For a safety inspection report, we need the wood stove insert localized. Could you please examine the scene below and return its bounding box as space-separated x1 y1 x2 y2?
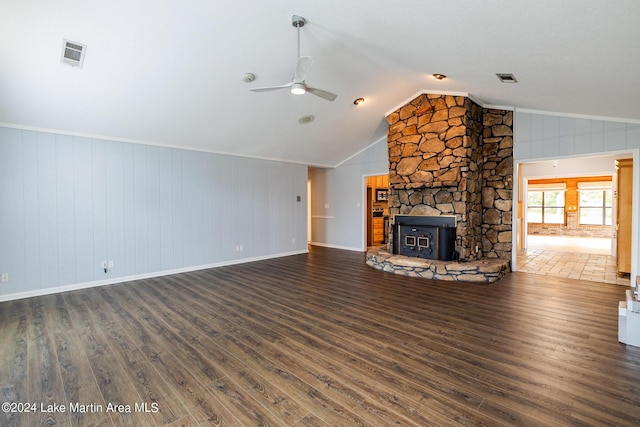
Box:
393 215 456 261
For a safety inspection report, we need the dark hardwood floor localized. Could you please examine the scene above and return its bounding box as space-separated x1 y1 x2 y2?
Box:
1 246 640 426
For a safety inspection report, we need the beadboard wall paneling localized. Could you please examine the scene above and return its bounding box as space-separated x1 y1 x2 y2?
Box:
0 127 308 300
514 112 640 161
0 129 26 291
74 137 94 284
22 131 39 292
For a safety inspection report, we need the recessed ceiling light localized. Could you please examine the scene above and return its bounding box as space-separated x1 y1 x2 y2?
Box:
432 73 447 80
496 73 518 83
353 97 364 106
298 114 315 124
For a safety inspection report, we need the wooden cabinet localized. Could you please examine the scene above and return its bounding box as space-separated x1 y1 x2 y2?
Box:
372 217 385 244
366 175 389 246
616 159 633 275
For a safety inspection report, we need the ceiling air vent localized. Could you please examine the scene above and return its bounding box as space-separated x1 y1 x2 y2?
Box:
61 39 86 68
496 73 517 83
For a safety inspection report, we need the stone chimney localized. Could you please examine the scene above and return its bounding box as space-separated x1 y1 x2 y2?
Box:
386 93 513 261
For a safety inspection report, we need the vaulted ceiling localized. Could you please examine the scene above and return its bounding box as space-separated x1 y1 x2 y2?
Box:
1 1 639 166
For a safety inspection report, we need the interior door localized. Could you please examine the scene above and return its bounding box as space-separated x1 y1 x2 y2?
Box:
616 159 633 275
366 186 373 246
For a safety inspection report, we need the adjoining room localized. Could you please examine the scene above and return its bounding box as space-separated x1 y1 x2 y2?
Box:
516 155 633 286
3 2 640 426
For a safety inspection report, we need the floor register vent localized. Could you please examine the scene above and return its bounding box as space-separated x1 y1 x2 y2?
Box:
61 39 86 68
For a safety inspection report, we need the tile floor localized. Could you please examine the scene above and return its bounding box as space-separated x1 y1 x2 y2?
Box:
517 235 630 286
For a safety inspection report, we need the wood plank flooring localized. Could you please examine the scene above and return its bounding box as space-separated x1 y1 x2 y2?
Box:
1 246 640 426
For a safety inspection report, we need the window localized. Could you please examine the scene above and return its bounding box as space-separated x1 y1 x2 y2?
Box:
578 181 613 225
527 183 566 224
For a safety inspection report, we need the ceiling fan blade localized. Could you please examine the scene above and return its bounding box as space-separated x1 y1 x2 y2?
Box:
294 56 315 82
306 86 337 101
249 82 293 92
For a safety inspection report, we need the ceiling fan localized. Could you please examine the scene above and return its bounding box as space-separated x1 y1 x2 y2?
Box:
249 15 337 102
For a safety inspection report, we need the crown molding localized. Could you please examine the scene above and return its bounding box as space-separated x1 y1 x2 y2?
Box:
514 108 640 125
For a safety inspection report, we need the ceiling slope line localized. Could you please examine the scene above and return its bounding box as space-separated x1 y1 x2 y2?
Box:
0 121 336 168
332 134 388 169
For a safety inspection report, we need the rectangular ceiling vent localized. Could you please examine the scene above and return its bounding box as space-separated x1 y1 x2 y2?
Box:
496 73 518 83
61 39 86 68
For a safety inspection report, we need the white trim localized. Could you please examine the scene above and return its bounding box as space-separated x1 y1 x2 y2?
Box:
511 162 519 270
528 183 567 191
333 135 387 168
308 241 363 252
385 90 471 117
0 250 308 302
577 181 613 190
514 108 640 125
0 122 335 168
311 215 335 219
484 104 515 111
466 94 487 109
514 149 635 164
383 90 504 118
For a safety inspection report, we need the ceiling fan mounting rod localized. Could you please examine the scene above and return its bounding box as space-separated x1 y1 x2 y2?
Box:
292 15 305 59
292 15 306 28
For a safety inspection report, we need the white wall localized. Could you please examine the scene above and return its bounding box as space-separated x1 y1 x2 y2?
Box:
514 111 640 279
520 155 619 179
309 138 388 251
0 127 308 301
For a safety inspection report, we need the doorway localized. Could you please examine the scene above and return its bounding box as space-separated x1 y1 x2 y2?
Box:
515 154 636 285
365 175 389 248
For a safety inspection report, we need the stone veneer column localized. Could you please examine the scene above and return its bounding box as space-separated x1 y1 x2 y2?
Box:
481 109 513 259
386 94 513 262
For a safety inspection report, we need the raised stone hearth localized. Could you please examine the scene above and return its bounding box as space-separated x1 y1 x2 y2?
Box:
366 247 510 283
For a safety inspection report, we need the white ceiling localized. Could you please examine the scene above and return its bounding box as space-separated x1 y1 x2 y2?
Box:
1 0 639 167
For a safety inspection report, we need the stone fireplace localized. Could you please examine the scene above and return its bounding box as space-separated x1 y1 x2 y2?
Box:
366 93 513 282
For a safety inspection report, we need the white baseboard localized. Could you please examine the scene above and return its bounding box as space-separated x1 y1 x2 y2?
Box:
0 249 308 302
309 241 363 252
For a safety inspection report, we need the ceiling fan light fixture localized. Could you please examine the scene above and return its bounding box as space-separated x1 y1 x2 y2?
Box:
291 83 306 95
248 16 336 101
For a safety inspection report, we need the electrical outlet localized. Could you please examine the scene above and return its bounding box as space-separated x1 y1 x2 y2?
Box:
1 273 8 283
108 260 114 268
101 260 108 269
